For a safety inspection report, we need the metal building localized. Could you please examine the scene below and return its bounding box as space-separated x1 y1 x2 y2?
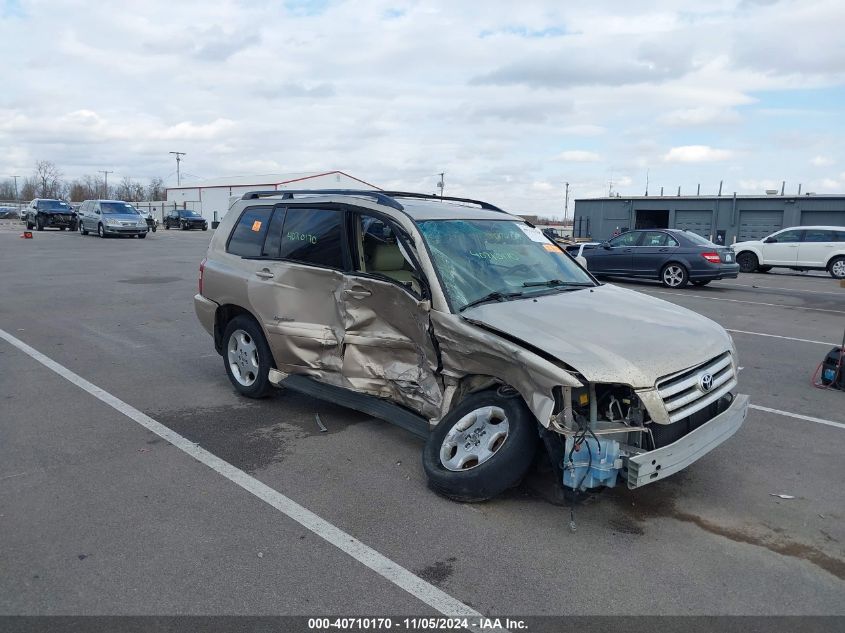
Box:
572 194 845 244
165 170 379 222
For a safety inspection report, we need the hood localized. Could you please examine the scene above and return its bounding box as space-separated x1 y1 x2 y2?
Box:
461 284 732 388
733 239 762 248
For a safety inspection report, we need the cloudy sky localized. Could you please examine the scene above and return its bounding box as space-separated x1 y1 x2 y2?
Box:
2 0 844 216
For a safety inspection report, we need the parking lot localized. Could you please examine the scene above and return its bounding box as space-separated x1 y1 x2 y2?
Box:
1 224 843 622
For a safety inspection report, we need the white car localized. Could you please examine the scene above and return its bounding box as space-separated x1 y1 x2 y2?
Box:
733 226 845 279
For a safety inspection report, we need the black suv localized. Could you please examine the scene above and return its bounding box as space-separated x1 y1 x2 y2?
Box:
25 199 77 231
163 209 208 231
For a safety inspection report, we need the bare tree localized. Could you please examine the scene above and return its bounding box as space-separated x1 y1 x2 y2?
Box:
0 179 16 201
146 177 165 201
33 160 63 198
20 177 37 201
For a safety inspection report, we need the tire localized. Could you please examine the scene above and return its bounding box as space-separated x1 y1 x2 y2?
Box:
80 222 88 235
757 266 772 273
423 389 538 502
736 251 758 273
36 216 44 231
829 256 845 280
660 263 689 288
26 218 33 230
138 233 147 239
98 223 106 238
164 221 170 230
222 315 274 398
59 227 65 231
691 280 711 286
151 224 157 232
202 226 208 231
180 222 187 231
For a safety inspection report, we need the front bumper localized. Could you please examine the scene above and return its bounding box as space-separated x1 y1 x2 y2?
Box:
626 393 748 488
43 214 76 227
103 224 147 235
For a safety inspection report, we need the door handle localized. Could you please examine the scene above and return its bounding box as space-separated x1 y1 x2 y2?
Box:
255 269 274 279
659 248 669 252
343 288 372 299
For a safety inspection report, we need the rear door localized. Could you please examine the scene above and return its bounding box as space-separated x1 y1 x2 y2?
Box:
798 229 835 267
339 211 441 419
761 228 803 265
232 204 348 377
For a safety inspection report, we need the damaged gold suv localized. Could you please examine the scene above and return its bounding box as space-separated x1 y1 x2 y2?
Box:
195 190 749 501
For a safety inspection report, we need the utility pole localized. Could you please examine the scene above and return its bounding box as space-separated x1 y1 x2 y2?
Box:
437 172 445 200
563 182 570 223
99 170 113 198
170 151 186 186
11 175 19 200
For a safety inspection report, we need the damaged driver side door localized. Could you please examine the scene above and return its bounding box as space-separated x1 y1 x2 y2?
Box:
340 212 443 420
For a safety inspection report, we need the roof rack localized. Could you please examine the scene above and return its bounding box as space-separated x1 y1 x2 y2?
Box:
378 191 505 212
240 189 404 211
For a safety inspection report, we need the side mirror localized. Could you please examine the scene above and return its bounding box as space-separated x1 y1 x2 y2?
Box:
763 237 776 243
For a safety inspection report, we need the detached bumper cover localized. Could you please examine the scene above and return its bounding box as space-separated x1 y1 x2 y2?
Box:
627 393 748 488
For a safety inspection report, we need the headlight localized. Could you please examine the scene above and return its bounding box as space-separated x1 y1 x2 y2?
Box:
105 218 117 226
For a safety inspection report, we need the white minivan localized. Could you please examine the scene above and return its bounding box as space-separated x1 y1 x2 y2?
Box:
734 226 845 278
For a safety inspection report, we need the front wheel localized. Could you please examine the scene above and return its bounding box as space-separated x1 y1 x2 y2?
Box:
98 223 106 238
661 263 689 288
423 389 537 502
736 251 758 273
138 233 147 239
36 216 44 231
164 221 170 230
829 256 845 280
222 316 274 398
26 218 33 230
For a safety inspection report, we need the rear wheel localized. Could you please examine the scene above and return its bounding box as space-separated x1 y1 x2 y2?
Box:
736 251 758 273
691 280 711 286
423 389 537 502
222 316 274 398
829 256 845 280
661 263 689 288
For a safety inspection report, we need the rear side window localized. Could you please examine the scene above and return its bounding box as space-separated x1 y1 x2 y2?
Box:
803 229 834 242
227 206 273 257
837 231 845 242
279 208 343 269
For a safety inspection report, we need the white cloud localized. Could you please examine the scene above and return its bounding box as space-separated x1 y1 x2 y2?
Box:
811 155 834 167
554 150 601 162
659 107 741 126
664 145 734 163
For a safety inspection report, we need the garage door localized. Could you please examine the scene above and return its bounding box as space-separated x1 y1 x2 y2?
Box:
674 210 712 238
738 211 783 241
800 210 845 227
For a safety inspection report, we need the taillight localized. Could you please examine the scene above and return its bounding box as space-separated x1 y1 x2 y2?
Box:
701 252 721 264
199 257 206 295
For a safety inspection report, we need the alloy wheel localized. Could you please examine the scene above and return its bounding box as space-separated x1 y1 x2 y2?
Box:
439 406 510 471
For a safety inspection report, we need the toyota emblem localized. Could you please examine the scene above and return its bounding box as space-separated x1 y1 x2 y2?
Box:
698 372 714 393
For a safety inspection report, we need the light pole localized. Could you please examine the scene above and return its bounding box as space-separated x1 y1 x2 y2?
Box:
170 151 186 186
11 175 19 201
99 170 113 198
563 182 570 223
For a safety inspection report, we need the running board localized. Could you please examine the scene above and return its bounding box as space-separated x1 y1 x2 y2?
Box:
269 370 430 439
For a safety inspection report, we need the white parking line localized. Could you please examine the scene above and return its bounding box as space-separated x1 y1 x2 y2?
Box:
712 282 843 296
0 328 485 625
749 404 845 431
726 329 836 346
646 289 845 315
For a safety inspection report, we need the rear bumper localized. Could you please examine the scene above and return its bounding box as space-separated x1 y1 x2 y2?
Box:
194 293 218 337
690 263 740 280
626 393 748 488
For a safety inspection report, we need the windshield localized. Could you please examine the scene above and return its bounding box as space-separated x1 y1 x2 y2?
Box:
37 200 70 211
683 231 717 246
417 219 595 311
181 211 201 217
101 202 139 215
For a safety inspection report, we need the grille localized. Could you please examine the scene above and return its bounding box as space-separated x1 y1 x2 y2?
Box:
657 352 736 423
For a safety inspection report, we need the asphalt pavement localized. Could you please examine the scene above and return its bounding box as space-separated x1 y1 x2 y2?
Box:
1 225 843 618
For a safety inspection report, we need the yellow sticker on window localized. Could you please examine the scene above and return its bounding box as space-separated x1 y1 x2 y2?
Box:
543 243 559 252
251 220 262 232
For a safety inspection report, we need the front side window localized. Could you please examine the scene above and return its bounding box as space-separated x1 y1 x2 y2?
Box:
278 208 343 269
227 206 273 257
417 219 595 311
609 232 640 247
352 213 421 292
772 229 803 243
